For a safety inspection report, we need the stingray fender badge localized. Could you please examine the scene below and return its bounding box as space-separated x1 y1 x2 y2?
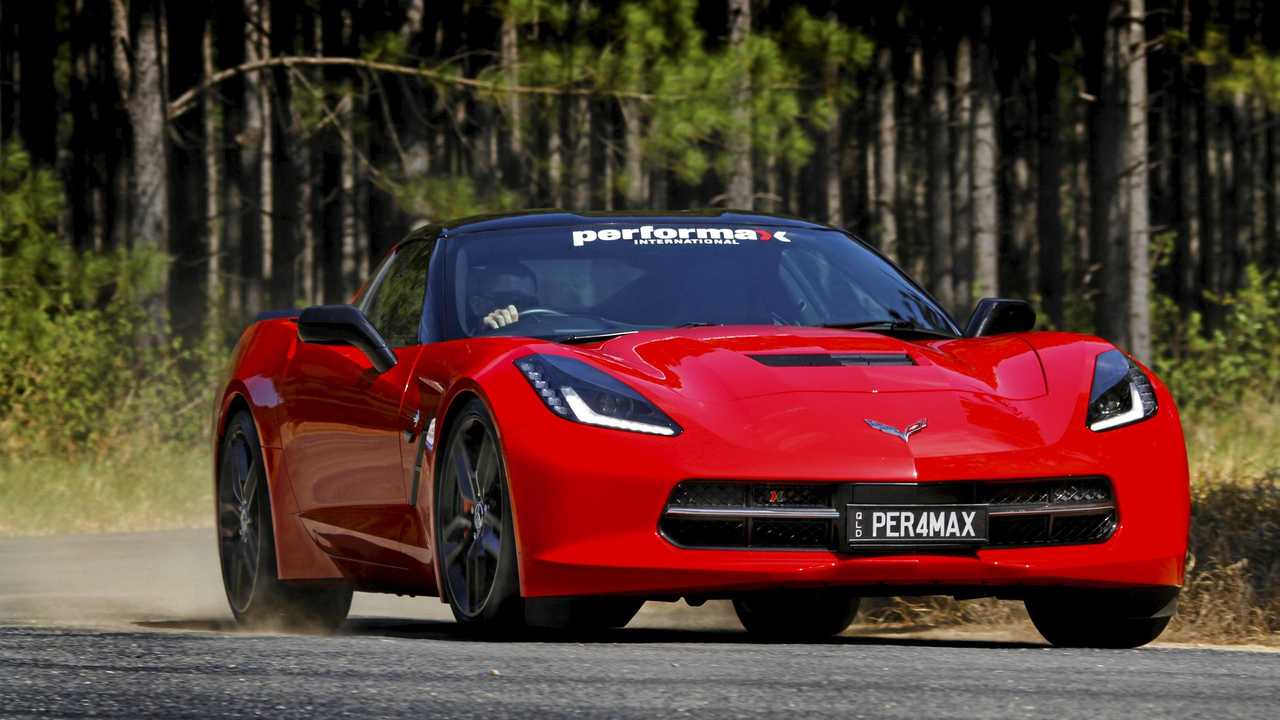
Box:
864 418 928 443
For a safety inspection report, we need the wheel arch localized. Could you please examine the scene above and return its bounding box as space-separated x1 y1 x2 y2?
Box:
214 386 340 582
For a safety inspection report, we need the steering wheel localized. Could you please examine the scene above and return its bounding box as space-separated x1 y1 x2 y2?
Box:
517 308 568 318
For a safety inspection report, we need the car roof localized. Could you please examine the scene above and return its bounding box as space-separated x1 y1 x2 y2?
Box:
419 209 834 239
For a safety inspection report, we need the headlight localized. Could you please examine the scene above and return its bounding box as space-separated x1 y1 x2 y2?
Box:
1087 350 1158 431
515 354 681 436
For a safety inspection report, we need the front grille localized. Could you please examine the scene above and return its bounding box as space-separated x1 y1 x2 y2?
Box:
984 477 1115 547
752 518 833 548
662 517 748 548
660 477 1117 551
982 478 1112 506
661 482 836 549
668 482 748 508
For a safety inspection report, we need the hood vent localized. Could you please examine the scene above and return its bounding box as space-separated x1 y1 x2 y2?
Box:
749 353 915 368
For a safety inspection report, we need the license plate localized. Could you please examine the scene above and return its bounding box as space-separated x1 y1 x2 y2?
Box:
846 504 988 545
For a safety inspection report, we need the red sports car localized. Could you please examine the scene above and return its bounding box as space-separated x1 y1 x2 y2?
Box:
213 211 1189 647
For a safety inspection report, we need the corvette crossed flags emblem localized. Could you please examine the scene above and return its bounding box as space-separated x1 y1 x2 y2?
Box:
864 418 928 443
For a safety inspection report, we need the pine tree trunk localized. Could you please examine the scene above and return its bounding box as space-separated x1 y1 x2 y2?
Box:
269 0 300 309
1189 0 1217 331
1266 110 1278 270
1124 0 1151 361
1091 0 1130 345
972 6 999 299
319 0 346 303
1035 26 1065 328
906 46 925 279
590 98 610 210
500 13 523 187
297 10 317 306
926 42 954 310
824 114 843 227
69 0 96 251
239 0 267 315
621 100 645 209
726 0 753 209
1265 3 1280 270
204 27 220 322
17 1 56 166
1169 0 1193 317
1216 96 1240 294
951 35 973 312
167 3 209 342
0 4 15 145
112 0 170 332
875 47 898 261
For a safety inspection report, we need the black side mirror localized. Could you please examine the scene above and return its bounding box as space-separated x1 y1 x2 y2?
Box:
297 304 398 373
964 298 1036 337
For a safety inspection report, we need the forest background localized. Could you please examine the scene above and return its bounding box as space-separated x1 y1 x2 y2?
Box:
0 0 1277 641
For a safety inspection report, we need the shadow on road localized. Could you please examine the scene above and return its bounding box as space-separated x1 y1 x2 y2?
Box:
135 617 1046 649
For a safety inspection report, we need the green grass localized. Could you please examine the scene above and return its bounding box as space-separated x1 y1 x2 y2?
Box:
0 443 211 536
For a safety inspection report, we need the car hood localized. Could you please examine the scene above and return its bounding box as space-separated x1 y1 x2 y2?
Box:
551 327 1087 480
581 325 1047 402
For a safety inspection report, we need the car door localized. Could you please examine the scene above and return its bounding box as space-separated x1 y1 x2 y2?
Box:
280 239 435 566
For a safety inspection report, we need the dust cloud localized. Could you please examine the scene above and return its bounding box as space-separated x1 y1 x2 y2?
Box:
0 528 738 632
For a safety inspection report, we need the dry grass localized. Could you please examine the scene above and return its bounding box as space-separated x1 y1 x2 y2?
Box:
0 443 211 536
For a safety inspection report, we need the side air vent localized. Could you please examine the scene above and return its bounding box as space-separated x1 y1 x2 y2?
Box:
749 353 915 367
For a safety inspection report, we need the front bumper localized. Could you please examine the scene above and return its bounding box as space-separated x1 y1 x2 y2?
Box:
490 382 1190 599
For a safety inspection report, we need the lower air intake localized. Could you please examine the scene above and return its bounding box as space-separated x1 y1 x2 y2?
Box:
660 478 1117 551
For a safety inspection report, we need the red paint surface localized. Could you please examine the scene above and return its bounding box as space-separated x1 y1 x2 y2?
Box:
214 323 1189 598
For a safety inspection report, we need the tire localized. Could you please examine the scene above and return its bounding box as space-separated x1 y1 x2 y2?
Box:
733 590 861 640
435 399 524 631
218 411 353 632
1025 588 1178 648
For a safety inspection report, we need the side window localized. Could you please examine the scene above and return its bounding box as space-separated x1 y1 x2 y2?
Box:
363 240 435 347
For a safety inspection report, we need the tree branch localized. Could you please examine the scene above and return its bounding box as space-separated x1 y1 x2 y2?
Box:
168 55 659 120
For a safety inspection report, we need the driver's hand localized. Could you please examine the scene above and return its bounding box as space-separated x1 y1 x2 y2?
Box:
483 304 519 329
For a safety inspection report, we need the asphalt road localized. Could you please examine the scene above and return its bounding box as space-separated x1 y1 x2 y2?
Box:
2 530 1278 719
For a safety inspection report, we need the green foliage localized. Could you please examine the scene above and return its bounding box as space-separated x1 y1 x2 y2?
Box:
1192 30 1280 110
783 8 875 129
1152 267 1280 409
0 145 216 456
392 175 520 224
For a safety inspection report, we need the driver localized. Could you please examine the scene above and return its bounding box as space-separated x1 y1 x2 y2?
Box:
468 262 539 330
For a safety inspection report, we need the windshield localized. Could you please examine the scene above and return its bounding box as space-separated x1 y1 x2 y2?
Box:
440 224 957 340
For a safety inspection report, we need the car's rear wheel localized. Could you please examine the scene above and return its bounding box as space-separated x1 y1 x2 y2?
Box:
1024 588 1178 648
218 411 352 632
435 400 524 631
733 590 861 639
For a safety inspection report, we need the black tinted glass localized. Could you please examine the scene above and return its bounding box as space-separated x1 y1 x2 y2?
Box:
440 224 954 340
365 240 434 346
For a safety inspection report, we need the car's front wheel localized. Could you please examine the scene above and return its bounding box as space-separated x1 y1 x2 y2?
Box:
733 590 861 639
435 399 524 631
218 411 352 632
1024 588 1178 648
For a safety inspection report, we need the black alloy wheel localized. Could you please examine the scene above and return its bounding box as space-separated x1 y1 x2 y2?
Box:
436 400 523 628
218 415 265 615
